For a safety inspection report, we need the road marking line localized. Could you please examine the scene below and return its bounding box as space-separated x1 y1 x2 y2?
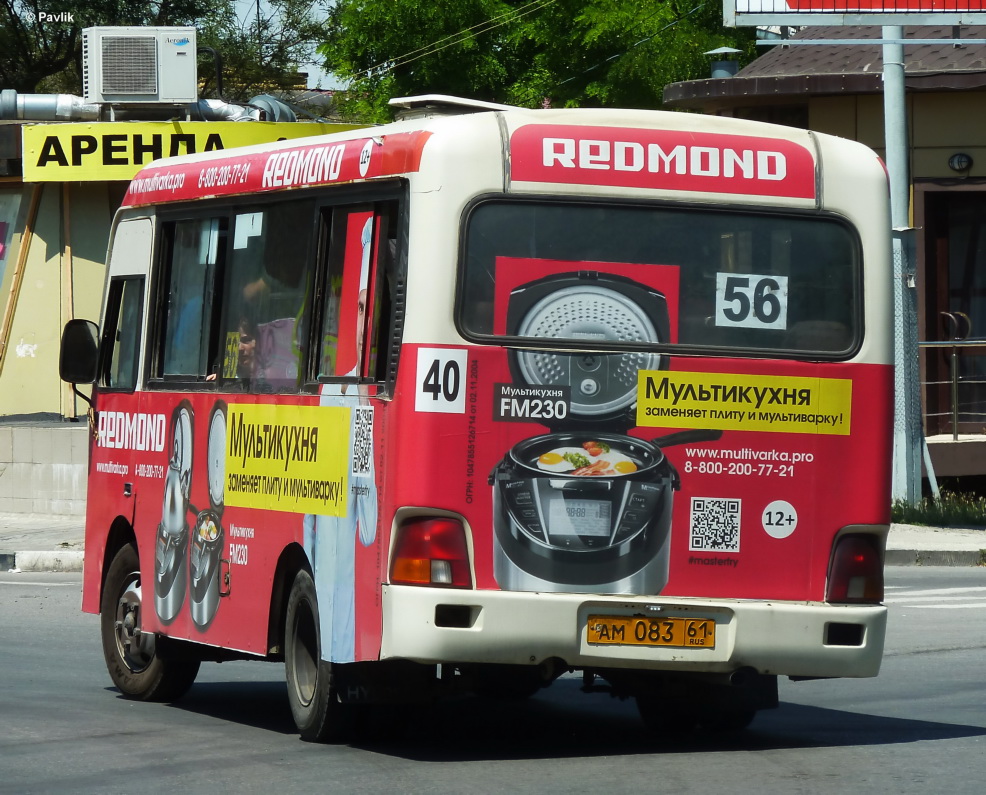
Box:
0 581 80 587
887 594 986 603
888 604 986 609
886 586 986 597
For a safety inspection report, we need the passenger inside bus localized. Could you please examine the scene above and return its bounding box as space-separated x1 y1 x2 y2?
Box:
224 201 314 392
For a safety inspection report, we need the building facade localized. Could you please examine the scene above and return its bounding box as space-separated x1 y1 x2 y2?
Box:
665 25 986 480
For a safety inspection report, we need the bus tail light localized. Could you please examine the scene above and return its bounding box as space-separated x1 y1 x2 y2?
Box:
826 534 884 604
390 518 472 588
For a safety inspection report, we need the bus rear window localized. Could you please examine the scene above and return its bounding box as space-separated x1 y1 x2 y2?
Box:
460 201 859 357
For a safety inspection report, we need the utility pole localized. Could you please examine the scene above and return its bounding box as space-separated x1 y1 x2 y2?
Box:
882 26 922 504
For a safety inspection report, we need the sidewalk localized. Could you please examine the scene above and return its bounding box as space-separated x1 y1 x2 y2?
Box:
1 512 984 572
0 513 86 572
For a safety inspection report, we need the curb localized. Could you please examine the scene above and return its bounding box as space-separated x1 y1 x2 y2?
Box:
3 551 84 573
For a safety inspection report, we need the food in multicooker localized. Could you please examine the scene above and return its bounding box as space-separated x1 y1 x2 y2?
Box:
536 441 639 476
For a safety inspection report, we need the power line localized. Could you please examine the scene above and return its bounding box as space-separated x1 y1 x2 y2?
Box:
554 3 706 88
368 0 552 68
349 0 556 80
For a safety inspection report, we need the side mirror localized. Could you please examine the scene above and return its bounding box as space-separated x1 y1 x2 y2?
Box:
60 319 99 384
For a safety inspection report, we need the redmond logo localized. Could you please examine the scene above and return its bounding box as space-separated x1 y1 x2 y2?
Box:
542 137 789 182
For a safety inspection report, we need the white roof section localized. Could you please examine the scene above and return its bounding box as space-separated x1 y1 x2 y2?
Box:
388 94 518 117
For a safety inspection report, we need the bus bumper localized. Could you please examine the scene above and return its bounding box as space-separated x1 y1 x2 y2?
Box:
380 585 887 679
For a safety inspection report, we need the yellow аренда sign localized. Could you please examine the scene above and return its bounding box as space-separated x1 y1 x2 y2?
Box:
21 121 364 182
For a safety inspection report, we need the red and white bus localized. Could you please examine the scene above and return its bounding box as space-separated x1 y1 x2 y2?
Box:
61 95 892 740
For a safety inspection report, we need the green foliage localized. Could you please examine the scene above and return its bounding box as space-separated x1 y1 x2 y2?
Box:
1 0 218 93
318 0 757 122
891 491 986 528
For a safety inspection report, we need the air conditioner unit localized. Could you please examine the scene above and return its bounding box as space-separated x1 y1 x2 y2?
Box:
83 27 198 104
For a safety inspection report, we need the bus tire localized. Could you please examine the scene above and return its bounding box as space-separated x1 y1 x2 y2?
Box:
284 568 355 743
100 544 200 702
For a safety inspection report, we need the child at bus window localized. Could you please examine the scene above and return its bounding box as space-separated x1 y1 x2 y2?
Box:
256 316 299 385
236 315 257 380
236 275 305 391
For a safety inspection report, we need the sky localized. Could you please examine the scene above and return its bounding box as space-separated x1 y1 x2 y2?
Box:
233 0 342 89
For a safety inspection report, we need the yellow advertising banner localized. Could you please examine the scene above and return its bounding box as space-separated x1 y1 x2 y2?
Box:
637 370 852 435
225 403 352 515
21 121 364 182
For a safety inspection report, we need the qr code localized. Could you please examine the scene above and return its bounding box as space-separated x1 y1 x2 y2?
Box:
689 497 741 552
351 406 374 476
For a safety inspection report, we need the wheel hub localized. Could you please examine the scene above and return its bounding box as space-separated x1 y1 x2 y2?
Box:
115 577 156 671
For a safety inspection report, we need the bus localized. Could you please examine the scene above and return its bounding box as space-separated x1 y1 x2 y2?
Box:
61 95 892 741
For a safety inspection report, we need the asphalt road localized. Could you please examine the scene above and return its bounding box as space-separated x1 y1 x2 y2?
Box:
1 567 985 794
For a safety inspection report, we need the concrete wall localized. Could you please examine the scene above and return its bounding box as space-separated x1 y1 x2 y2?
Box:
0 423 88 515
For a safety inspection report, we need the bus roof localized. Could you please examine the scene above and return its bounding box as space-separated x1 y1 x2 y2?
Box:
120 103 833 208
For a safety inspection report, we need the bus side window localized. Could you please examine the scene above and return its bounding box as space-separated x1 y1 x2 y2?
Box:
221 199 315 393
318 200 401 384
160 217 226 380
319 205 374 380
100 276 144 391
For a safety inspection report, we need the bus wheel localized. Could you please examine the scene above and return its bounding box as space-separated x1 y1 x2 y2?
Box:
284 568 356 742
100 544 200 702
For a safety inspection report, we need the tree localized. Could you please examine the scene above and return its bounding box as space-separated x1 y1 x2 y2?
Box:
0 0 217 93
197 0 333 102
318 0 757 122
0 0 328 103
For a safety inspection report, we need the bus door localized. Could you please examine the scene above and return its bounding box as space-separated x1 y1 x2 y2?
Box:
83 217 151 610
309 197 400 663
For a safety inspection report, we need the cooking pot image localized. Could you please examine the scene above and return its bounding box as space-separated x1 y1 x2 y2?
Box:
155 401 193 623
189 401 226 630
506 271 670 424
491 429 722 594
491 271 721 594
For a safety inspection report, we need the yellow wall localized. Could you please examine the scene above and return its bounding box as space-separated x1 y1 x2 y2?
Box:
808 92 986 179
0 182 112 418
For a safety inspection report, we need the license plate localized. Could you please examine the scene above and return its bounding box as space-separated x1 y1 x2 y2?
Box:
586 615 716 648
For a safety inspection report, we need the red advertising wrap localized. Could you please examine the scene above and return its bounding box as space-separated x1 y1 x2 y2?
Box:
120 131 432 207
88 392 385 660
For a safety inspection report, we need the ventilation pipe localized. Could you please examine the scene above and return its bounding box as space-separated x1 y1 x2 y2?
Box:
704 47 743 79
0 89 300 123
0 90 99 121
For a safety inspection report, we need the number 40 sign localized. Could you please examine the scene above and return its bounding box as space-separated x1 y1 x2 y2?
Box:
715 272 789 330
415 348 468 414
